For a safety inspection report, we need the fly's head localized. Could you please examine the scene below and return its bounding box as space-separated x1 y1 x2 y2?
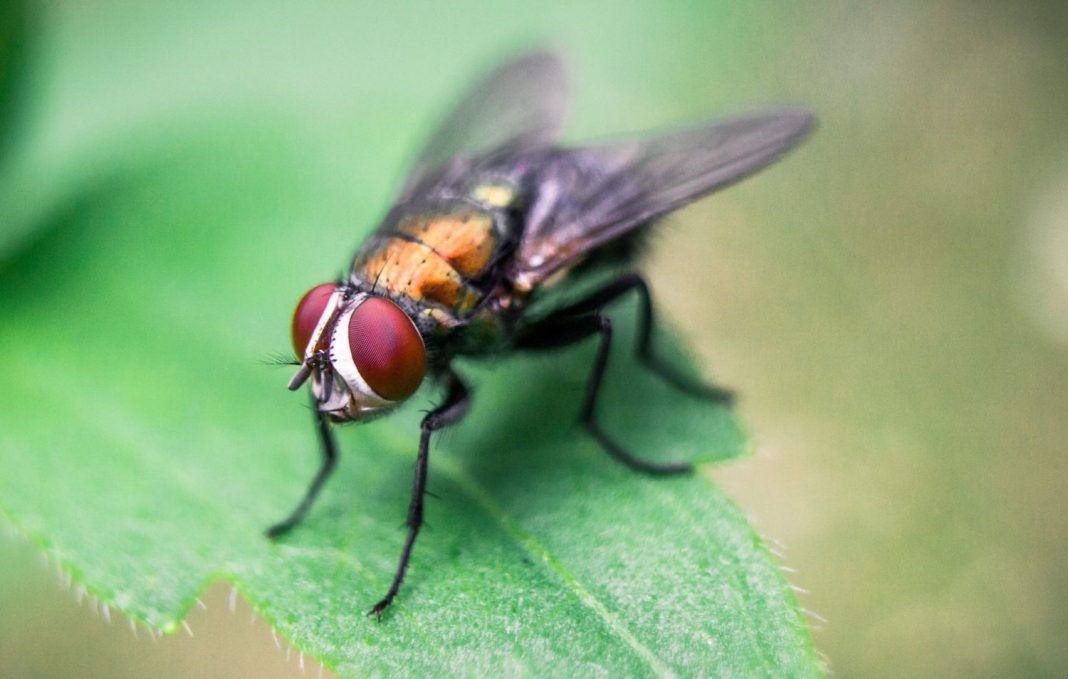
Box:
287 283 426 421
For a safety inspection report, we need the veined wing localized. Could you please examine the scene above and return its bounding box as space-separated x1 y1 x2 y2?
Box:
396 50 570 203
511 109 815 290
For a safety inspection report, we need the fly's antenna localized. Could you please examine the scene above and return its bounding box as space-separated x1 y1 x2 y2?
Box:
287 362 313 390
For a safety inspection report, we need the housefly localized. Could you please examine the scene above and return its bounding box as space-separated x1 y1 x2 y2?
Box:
267 51 814 618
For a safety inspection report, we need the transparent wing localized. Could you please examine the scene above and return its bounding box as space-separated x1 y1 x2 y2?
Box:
397 50 570 202
512 109 815 287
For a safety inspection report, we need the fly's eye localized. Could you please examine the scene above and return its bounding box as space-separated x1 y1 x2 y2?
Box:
348 297 426 401
291 282 337 356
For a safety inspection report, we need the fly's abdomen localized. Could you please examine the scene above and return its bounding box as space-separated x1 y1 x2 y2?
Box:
352 205 500 316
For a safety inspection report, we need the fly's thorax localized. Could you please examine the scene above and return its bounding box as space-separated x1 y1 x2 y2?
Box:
350 202 506 318
289 286 427 421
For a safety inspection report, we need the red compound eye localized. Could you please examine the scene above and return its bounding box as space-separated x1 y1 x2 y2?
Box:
291 282 337 356
348 297 426 401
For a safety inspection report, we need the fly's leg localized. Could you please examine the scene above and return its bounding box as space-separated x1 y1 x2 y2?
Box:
517 313 691 475
369 370 470 619
538 272 734 403
265 399 338 539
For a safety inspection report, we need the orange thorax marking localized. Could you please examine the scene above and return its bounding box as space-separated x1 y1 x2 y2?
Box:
355 208 498 314
395 208 497 279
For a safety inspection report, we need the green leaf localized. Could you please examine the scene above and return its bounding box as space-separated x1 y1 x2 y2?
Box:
0 119 817 676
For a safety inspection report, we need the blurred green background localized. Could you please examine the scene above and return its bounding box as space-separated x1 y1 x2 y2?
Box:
2 1 1067 677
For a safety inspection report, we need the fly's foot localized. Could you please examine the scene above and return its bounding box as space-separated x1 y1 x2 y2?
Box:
684 382 735 405
585 420 694 476
641 354 736 404
264 522 292 540
368 596 394 621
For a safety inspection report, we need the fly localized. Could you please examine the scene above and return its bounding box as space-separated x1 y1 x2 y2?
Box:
266 51 814 618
